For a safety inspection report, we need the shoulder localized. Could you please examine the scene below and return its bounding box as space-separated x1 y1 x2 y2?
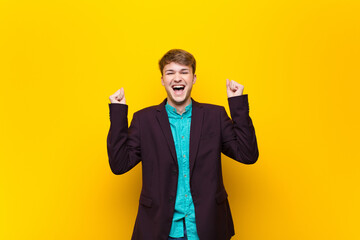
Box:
133 105 159 116
194 101 226 112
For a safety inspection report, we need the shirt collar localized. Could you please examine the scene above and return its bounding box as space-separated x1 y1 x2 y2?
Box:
165 100 192 117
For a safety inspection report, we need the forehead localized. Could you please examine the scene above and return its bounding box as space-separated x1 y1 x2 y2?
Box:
163 62 191 72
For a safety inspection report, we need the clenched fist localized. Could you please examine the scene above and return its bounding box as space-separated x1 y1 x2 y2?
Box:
109 88 126 104
226 79 244 98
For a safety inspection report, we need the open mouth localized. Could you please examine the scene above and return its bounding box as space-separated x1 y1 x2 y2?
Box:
172 85 185 95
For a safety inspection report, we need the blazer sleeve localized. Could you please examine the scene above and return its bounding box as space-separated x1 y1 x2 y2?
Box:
220 94 259 164
106 103 142 174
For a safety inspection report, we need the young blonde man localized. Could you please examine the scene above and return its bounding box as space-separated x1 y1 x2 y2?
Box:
107 49 259 240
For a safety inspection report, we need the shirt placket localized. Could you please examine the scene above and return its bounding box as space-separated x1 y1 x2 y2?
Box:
180 115 188 239
180 118 188 217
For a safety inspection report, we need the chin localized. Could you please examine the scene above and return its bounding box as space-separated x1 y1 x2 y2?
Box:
172 95 190 105
170 98 185 105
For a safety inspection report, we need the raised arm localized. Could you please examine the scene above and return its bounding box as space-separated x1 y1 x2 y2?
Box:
221 80 259 164
107 88 141 174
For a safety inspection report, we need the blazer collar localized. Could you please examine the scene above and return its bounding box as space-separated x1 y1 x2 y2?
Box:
155 98 177 163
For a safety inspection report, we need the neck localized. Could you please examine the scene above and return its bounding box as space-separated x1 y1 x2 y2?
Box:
167 98 191 115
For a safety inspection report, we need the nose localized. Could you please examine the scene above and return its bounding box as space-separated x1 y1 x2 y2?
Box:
174 72 182 81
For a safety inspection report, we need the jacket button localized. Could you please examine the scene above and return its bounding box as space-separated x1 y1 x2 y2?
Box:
169 196 173 202
172 170 177 175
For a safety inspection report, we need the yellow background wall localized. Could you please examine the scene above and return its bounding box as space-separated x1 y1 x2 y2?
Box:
1 0 359 239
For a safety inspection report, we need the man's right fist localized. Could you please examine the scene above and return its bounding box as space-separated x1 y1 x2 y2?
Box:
109 88 126 104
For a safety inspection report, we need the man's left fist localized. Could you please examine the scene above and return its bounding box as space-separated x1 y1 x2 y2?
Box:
226 79 244 98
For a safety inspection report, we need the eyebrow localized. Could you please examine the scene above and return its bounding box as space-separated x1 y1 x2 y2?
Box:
165 68 190 72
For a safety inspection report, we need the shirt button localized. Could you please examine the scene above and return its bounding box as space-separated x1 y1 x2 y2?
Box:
185 194 188 197
183 154 186 158
181 117 183 119
185 214 188 217
184 175 187 178
182 136 184 139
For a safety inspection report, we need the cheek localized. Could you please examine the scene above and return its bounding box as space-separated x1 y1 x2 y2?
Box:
162 77 171 84
186 79 194 87
161 80 168 87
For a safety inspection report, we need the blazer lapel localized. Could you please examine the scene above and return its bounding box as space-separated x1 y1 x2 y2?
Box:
189 98 204 179
155 99 177 164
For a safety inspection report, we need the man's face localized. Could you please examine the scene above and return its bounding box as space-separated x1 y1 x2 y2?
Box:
161 62 196 107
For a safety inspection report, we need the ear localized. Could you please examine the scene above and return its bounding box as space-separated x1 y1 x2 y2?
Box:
193 74 197 84
161 76 164 86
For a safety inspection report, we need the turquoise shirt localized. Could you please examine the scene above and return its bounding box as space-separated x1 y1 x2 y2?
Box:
165 100 199 240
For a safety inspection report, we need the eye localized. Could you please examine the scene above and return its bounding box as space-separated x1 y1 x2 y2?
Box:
181 71 189 74
166 72 174 75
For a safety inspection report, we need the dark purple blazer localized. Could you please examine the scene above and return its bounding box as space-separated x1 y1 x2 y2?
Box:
107 94 259 240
